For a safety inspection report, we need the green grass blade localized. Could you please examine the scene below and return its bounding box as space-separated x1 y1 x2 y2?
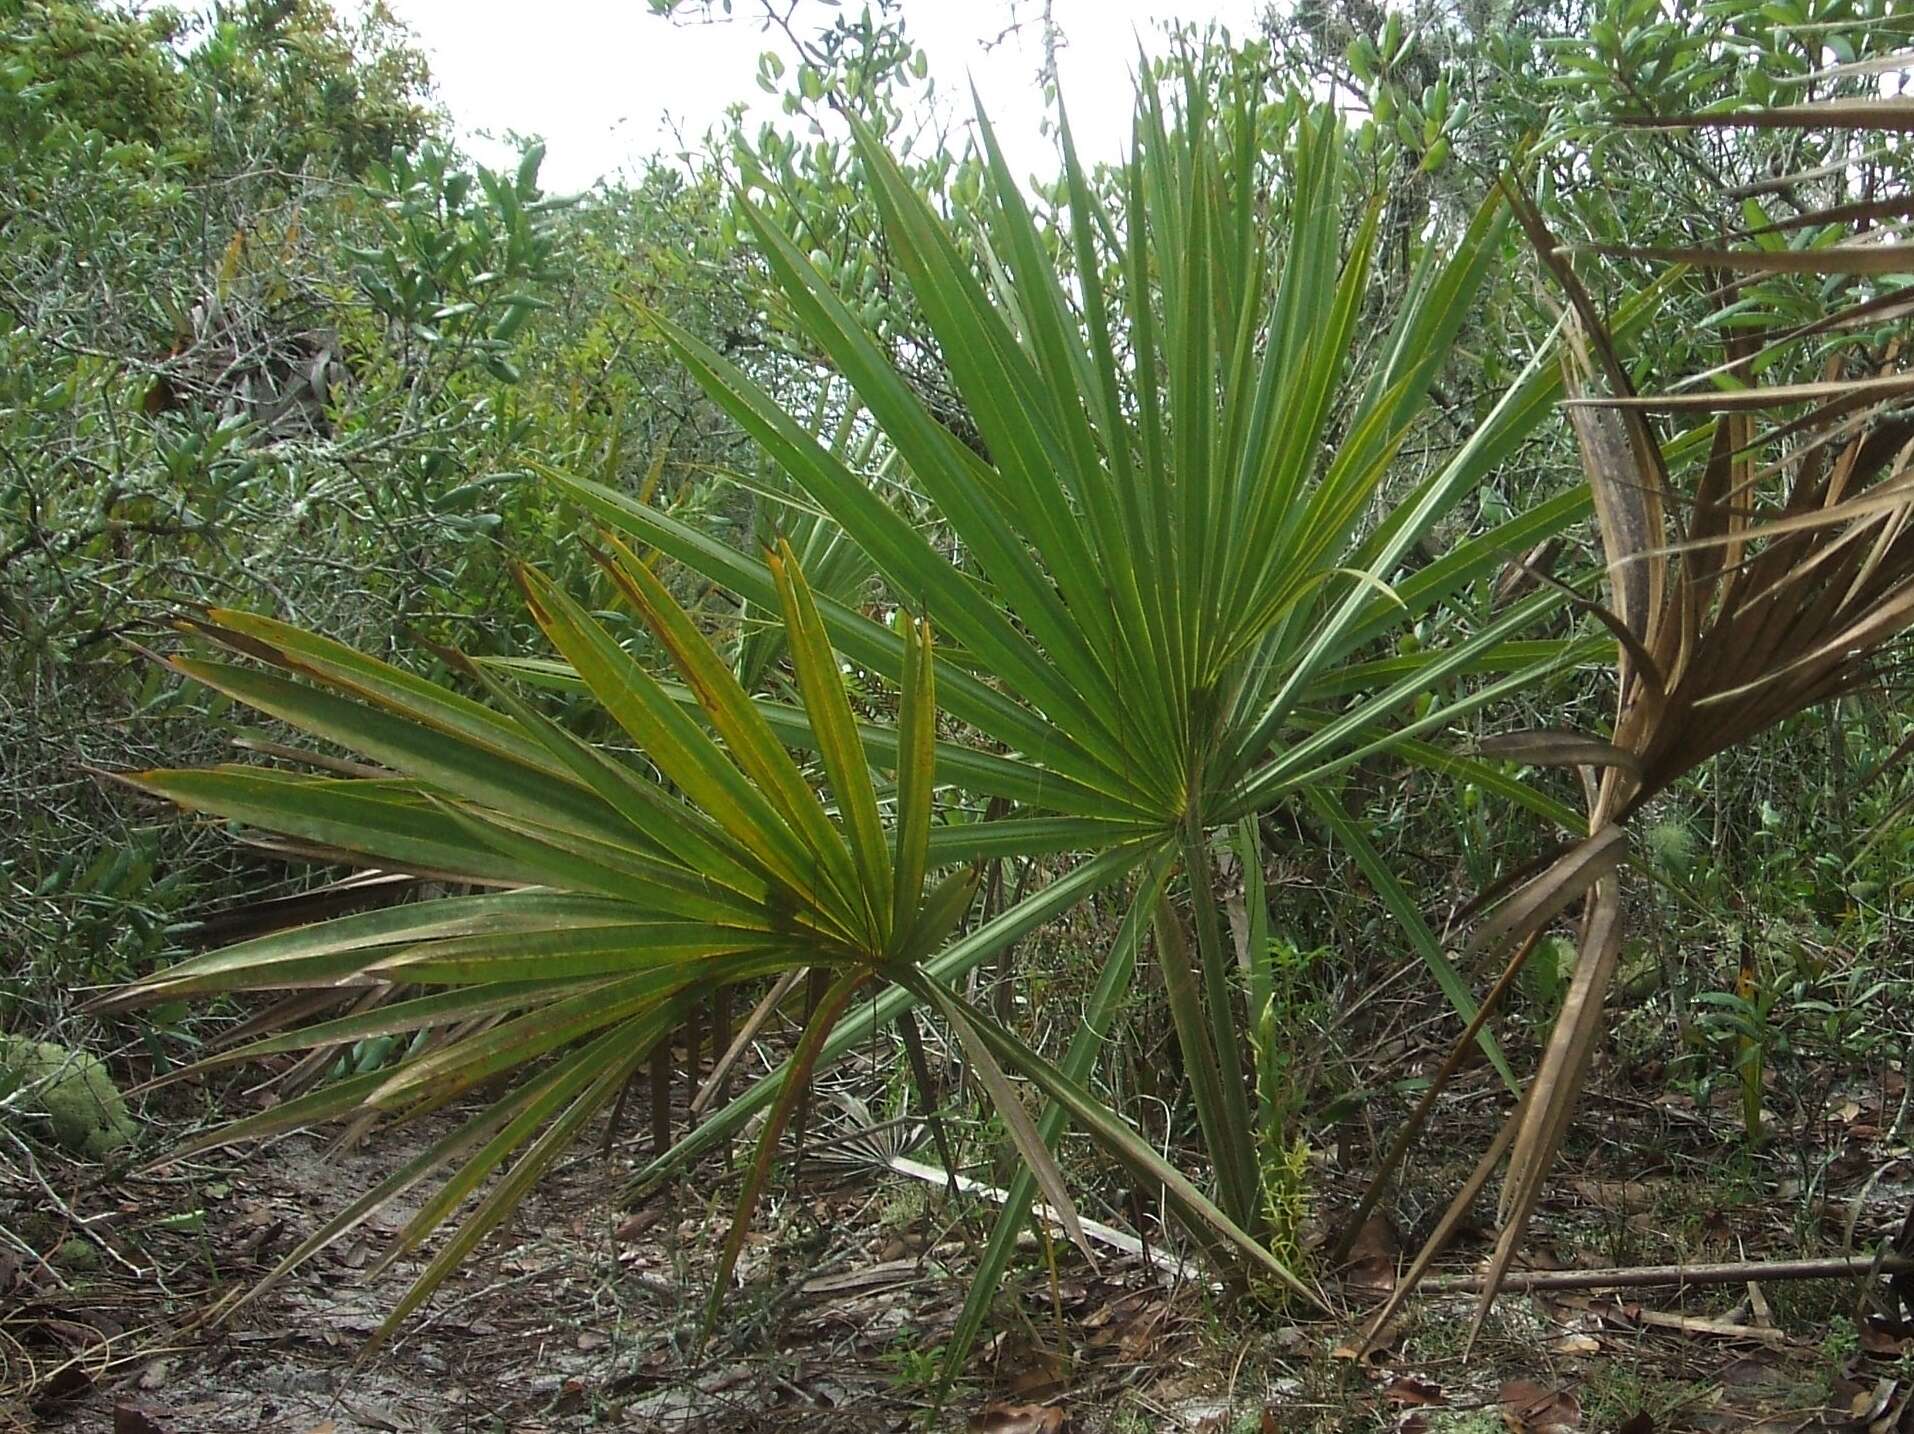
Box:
921 980 1093 1264
454 646 768 898
1303 787 1514 1088
541 466 1115 790
170 979 586 1076
479 651 1121 817
366 967 705 1110
1236 817 1277 1140
188 609 563 776
162 656 625 846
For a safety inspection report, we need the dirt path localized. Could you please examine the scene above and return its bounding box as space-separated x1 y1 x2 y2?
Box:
8 1104 1220 1432
10 1063 1914 1431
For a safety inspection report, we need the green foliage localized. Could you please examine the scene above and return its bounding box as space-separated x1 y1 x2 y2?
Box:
349 139 566 383
1 0 191 153
1 0 767 1019
53 1236 105 1270
1642 818 1696 878
1519 934 1575 1014
181 0 437 177
79 38 1585 1353
110 537 1304 1337
1258 1133 1314 1275
13 0 1914 1388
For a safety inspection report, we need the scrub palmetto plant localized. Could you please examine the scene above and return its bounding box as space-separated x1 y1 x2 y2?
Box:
557 61 1667 1369
1363 91 1914 1347
113 58 1648 1357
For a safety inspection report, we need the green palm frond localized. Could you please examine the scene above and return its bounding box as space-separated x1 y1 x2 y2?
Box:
550 61 1652 1292
109 55 1684 1366
568 82 1581 836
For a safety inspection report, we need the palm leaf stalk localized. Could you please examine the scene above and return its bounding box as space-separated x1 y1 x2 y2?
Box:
1368 118 1914 1348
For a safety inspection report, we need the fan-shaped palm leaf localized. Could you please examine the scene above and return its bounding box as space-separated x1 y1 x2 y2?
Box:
553 63 1671 1301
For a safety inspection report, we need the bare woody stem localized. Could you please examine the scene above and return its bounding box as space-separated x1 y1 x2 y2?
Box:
1424 1252 1914 1295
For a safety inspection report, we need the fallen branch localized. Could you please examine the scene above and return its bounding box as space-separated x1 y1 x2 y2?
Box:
883 1154 1198 1285
1425 1252 1914 1294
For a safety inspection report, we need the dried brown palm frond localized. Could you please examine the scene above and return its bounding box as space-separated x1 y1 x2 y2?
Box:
1365 104 1914 1350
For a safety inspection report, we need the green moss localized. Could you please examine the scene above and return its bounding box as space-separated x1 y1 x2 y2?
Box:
1643 819 1696 875
0 1035 136 1161
53 1238 102 1271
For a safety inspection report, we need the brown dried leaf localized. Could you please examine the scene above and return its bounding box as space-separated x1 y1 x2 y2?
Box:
1781 51 1914 84
1382 1376 1446 1407
1568 1178 1657 1214
1466 828 1628 958
615 1206 662 1242
1343 1216 1401 1292
1470 878 1627 1346
1852 1375 1896 1422
1499 1378 1583 1431
1572 371 1914 413
1731 194 1914 239
1861 1320 1912 1357
968 1403 1065 1434
1474 730 1642 776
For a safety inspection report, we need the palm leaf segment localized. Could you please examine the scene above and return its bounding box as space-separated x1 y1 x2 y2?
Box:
118 528 1306 1332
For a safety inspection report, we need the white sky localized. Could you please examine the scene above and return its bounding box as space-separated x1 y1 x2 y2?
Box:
369 1 1269 190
